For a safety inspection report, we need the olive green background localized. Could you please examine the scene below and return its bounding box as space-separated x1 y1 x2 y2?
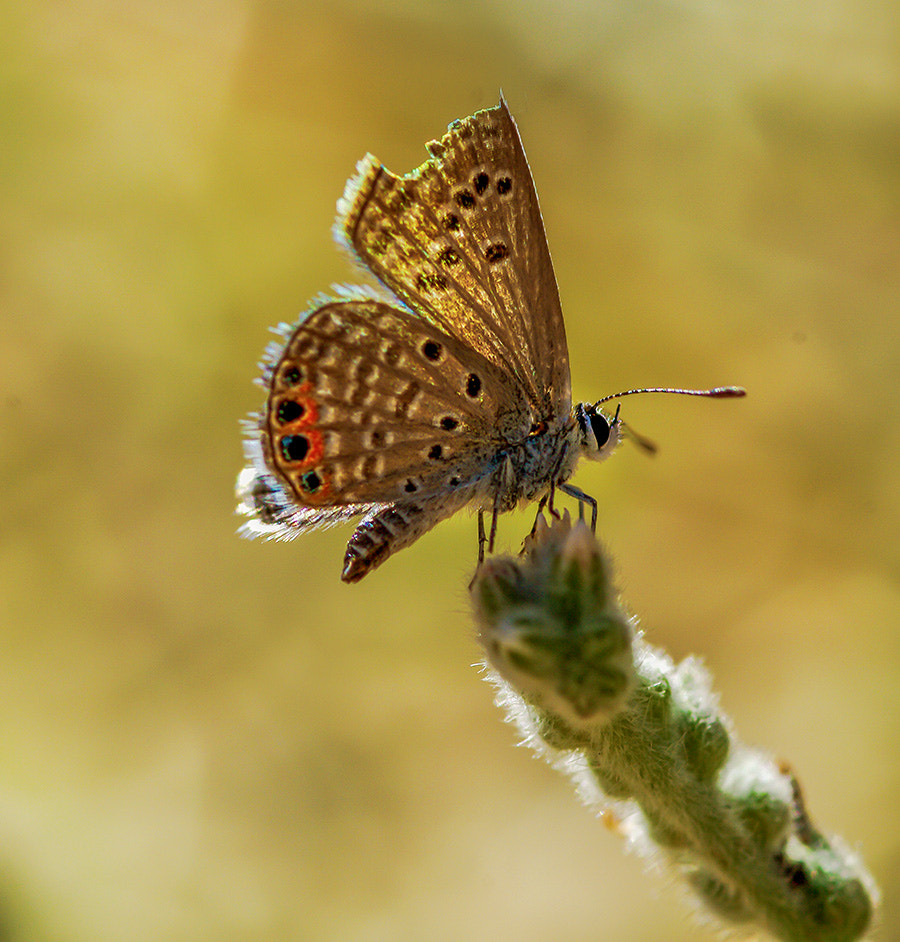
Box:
2 1 898 939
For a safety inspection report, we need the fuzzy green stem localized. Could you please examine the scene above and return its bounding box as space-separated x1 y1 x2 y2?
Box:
471 515 876 941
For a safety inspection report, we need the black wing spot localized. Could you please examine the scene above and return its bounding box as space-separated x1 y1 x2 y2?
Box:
454 190 476 210
466 373 482 398
300 469 322 493
428 444 443 460
404 479 419 493
280 434 309 463
497 177 512 195
485 242 508 263
437 246 460 266
439 416 459 431
473 172 490 195
281 365 303 386
276 399 305 425
449 476 461 487
422 340 443 361
443 213 461 231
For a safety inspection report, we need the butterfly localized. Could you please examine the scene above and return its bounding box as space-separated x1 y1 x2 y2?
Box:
237 97 744 582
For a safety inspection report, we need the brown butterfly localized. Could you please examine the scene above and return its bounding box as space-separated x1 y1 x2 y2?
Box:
237 98 743 582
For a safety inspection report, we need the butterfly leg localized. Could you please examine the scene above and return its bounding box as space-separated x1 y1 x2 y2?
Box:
526 493 549 542
477 511 487 565
487 497 500 554
546 483 561 520
558 482 598 532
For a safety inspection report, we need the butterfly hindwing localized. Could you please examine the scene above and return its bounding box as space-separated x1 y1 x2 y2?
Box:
261 298 530 509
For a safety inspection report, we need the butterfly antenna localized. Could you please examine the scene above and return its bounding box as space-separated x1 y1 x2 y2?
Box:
599 387 745 456
594 386 745 407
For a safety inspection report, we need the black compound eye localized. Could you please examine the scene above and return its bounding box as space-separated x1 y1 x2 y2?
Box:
589 412 610 448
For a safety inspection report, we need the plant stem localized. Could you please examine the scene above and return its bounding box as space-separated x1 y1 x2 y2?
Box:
471 515 876 941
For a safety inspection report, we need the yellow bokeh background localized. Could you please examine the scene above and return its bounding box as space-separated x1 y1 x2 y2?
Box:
2 1 898 939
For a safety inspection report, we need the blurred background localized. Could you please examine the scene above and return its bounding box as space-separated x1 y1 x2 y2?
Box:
2 1 898 939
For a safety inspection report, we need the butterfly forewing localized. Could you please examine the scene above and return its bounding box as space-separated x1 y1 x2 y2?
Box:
336 98 572 425
263 298 523 508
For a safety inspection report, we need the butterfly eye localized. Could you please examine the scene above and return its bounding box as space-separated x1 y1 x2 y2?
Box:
589 412 611 448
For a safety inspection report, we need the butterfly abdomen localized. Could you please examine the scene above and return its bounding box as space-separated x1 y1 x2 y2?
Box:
342 487 474 583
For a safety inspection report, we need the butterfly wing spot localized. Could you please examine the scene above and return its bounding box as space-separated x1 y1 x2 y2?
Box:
348 383 376 408
473 172 490 195
272 381 319 428
316 316 348 339
465 373 482 398
300 470 323 493
280 365 303 387
442 213 461 231
427 444 443 460
394 381 421 418
437 246 460 266
280 434 309 462
454 189 476 209
352 358 378 383
359 454 379 479
292 335 321 358
449 475 461 487
404 479 419 493
276 399 305 424
421 339 443 361
484 242 509 263
382 342 404 368
439 416 459 430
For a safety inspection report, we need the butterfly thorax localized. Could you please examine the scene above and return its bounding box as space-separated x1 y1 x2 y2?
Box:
484 415 583 513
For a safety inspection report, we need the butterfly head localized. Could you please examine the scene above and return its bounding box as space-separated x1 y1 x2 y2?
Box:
574 402 622 462
575 385 747 461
